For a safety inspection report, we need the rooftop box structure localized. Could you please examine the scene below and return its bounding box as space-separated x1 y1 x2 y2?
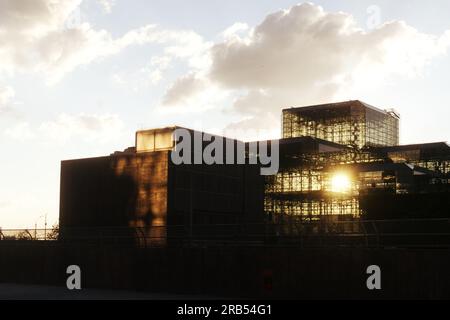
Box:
136 127 176 153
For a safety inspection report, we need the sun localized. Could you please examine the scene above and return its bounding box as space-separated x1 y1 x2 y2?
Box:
331 173 352 193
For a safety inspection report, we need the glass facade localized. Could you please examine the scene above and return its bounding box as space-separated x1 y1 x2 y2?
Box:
282 101 399 149
136 127 175 153
386 148 450 176
266 104 448 223
264 148 386 221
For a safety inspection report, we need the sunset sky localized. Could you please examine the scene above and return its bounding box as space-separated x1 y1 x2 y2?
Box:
1 0 450 228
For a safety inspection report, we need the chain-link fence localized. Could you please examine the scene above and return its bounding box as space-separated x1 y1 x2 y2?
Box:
1 218 450 248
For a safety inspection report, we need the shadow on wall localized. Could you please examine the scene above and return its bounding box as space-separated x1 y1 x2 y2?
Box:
59 152 169 246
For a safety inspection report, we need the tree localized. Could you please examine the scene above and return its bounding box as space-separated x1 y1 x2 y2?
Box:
46 224 59 240
17 230 33 240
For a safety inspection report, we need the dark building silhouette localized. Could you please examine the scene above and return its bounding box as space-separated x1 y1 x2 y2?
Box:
282 100 400 148
59 127 264 245
59 101 450 243
265 101 449 224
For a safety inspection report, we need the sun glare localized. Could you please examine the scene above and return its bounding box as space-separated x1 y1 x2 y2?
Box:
331 173 352 193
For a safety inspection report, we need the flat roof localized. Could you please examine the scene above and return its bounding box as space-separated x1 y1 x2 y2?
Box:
278 136 349 149
375 142 450 152
374 142 450 159
245 136 347 148
282 100 398 117
136 126 244 143
136 125 182 133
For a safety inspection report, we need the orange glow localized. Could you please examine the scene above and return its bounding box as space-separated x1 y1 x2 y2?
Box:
331 173 352 193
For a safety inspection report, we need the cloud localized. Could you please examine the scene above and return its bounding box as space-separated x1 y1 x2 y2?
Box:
222 112 281 142
162 74 207 106
209 3 450 91
39 113 124 143
0 0 82 78
0 85 15 113
4 122 35 141
162 3 450 134
0 0 80 35
4 113 124 144
140 55 173 85
97 0 115 14
134 28 211 87
160 73 231 113
0 0 208 84
221 22 249 40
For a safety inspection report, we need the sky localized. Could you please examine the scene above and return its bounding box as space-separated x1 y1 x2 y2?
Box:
1 0 450 228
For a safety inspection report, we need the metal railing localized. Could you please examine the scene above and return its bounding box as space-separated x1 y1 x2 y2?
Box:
1 218 450 248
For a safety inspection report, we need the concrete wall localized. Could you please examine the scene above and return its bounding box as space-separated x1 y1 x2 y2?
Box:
1 243 449 299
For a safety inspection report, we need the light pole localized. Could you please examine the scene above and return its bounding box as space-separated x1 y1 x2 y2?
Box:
34 214 47 240
44 213 47 241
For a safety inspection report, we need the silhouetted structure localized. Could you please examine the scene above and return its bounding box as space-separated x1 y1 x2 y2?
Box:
60 127 264 245
282 100 400 148
59 101 450 244
265 101 449 224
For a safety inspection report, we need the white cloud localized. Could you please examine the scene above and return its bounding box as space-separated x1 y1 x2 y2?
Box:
4 122 35 141
0 85 15 112
221 22 250 40
150 55 172 69
133 27 211 86
162 74 207 106
0 0 82 77
0 0 209 85
0 0 81 36
4 113 124 144
98 0 115 14
162 3 450 135
38 113 124 144
148 69 163 85
209 4 450 102
160 73 230 112
222 112 281 142
141 55 173 85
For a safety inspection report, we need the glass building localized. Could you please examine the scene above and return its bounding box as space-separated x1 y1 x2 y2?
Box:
282 100 400 149
265 100 449 224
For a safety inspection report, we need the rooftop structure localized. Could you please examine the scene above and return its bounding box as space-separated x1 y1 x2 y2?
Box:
282 100 400 149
